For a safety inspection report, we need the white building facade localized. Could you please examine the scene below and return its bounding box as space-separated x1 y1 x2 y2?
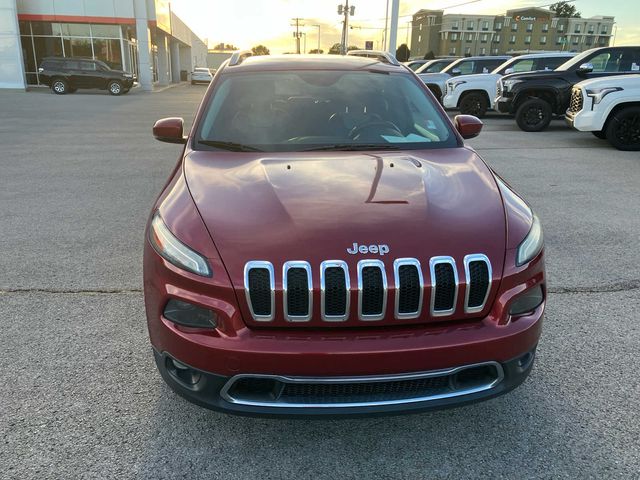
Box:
1 0 208 90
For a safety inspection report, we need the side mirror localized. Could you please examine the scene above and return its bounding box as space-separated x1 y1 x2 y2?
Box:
504 67 515 75
454 114 483 139
153 117 186 144
451 67 462 76
577 62 594 75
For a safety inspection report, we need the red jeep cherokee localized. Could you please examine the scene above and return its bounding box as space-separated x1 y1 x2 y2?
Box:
144 52 545 417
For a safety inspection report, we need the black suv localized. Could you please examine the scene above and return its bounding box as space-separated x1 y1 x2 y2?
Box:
38 57 135 95
495 46 640 131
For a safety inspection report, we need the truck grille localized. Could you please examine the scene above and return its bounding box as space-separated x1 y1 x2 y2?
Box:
243 254 492 325
496 79 503 98
568 88 583 114
221 362 505 408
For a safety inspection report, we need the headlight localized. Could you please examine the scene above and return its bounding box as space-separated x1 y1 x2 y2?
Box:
449 80 467 92
586 87 622 105
503 79 523 92
516 214 544 266
149 213 212 277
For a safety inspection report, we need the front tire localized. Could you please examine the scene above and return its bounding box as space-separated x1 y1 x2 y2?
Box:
515 98 552 132
108 80 123 96
51 79 68 95
459 92 489 118
605 106 640 151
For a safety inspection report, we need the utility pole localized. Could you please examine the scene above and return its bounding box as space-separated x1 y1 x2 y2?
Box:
338 2 355 55
291 18 304 54
388 0 399 54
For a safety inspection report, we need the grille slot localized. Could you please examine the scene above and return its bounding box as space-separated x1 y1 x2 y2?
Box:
394 258 423 319
244 261 275 321
321 261 350 321
358 260 387 321
568 88 583 113
283 261 312 322
430 257 458 316
464 254 492 313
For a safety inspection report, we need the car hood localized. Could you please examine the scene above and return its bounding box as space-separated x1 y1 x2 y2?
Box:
575 74 640 89
184 148 506 287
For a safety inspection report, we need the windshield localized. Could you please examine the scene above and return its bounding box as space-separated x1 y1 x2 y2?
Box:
195 70 456 152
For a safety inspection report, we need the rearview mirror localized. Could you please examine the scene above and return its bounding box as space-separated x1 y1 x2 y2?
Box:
454 114 483 139
504 67 515 75
153 117 186 144
577 63 594 75
451 67 462 76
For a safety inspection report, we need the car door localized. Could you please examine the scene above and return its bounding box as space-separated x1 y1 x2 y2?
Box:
63 60 81 86
77 61 101 88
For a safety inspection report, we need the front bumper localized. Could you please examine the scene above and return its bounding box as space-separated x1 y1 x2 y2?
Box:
565 109 601 132
496 96 514 114
154 345 537 417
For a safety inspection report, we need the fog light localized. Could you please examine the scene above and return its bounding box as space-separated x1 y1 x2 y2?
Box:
163 299 217 328
165 357 201 385
509 285 544 316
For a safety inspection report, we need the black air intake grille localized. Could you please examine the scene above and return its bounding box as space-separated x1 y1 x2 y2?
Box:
286 268 309 317
398 265 421 314
467 261 489 308
361 266 384 316
324 267 347 317
433 263 456 312
247 268 271 316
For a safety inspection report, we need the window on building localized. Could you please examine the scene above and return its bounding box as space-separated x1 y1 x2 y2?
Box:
466 33 473 42
418 35 422 42
493 34 501 43
574 24 581 33
511 23 518 32
481 33 488 43
558 24 564 32
467 21 474 30
527 23 533 32
493 48 499 54
585 36 593 46
588 24 594 34
572 35 579 45
465 46 471 55
452 21 459 30
542 23 549 32
449 47 456 55
480 47 486 55
525 35 531 44
540 35 547 45
451 33 458 41
482 21 489 31
495 22 502 30
509 35 516 44
601 25 608 34
419 24 422 31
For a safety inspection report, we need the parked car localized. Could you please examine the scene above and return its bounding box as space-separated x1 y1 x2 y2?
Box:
495 46 640 132
404 59 430 71
566 74 640 151
191 67 214 84
414 57 459 74
443 52 575 117
419 55 510 102
38 57 135 95
145 51 546 417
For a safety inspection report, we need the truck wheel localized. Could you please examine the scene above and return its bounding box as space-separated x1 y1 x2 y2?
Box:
459 92 488 118
605 106 640 151
591 130 607 139
51 79 68 95
108 80 123 96
515 98 552 132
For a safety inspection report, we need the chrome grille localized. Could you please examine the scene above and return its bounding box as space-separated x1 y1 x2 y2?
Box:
496 79 503 98
243 254 492 323
568 88 584 113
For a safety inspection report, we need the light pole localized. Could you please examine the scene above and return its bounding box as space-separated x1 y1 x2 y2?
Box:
388 0 399 54
338 2 355 54
383 0 389 50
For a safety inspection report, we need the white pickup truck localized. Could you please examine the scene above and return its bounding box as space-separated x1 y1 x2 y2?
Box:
565 74 640 151
442 52 575 117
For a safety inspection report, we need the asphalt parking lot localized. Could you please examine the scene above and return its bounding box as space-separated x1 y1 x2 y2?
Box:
1 84 639 479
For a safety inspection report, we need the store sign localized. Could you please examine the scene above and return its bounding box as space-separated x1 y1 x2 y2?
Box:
515 16 537 21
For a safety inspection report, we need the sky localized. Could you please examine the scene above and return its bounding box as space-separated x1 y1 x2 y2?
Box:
170 0 639 53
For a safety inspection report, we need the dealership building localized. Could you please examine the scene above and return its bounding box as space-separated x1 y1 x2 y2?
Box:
411 7 616 58
0 0 207 90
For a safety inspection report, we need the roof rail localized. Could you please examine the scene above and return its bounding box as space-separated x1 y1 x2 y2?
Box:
229 50 253 66
346 50 400 66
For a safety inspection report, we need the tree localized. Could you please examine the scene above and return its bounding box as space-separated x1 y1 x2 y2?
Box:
308 49 324 54
212 43 238 51
423 50 435 60
251 45 270 56
550 1 581 18
396 44 410 62
328 43 342 54
347 45 361 51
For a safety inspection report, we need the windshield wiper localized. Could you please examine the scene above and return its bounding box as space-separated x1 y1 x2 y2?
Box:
197 140 263 152
302 143 402 152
